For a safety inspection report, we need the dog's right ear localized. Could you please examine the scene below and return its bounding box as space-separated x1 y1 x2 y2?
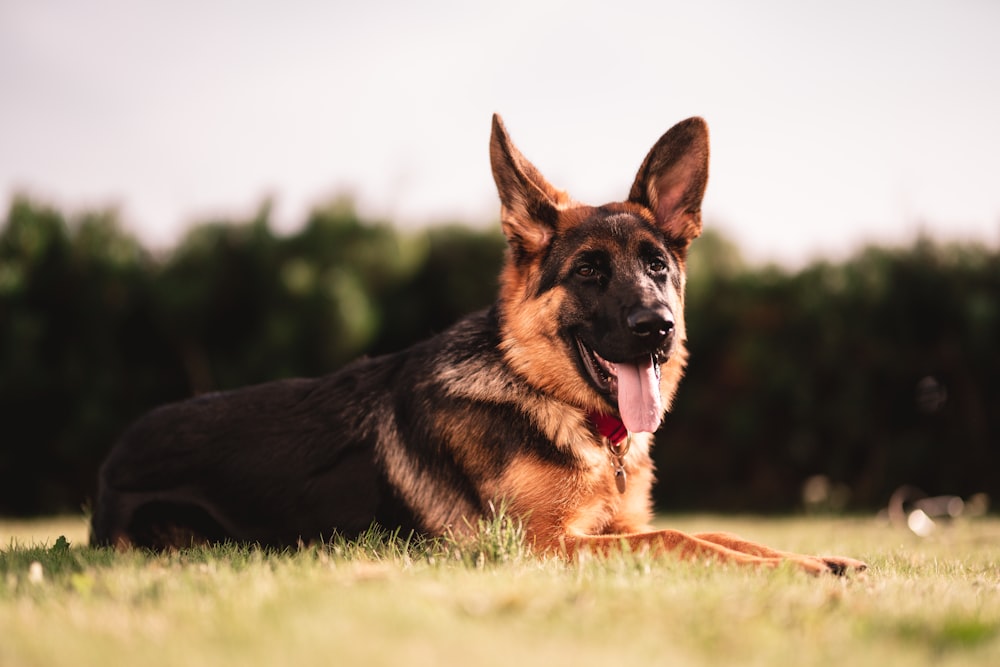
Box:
490 114 569 259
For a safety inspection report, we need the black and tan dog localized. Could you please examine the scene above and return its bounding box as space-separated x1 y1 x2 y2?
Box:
91 115 865 574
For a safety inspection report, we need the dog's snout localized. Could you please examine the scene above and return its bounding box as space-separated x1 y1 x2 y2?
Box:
627 307 674 341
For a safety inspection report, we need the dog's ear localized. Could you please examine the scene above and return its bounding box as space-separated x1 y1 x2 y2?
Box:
628 117 709 248
490 114 568 258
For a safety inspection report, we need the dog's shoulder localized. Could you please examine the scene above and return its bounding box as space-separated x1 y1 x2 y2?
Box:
419 308 571 421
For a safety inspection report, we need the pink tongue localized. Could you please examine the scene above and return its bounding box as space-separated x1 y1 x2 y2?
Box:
615 357 662 434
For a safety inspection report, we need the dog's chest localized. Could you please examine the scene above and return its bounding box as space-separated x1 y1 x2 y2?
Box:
492 431 655 543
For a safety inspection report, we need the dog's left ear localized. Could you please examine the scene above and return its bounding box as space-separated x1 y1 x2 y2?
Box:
490 114 569 259
628 117 709 248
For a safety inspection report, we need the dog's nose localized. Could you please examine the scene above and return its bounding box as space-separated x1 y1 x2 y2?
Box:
627 307 674 341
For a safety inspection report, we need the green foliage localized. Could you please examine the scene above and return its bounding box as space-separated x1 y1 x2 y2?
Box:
674 233 1000 511
0 198 166 514
0 195 997 515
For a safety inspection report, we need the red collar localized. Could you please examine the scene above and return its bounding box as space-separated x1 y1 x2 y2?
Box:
588 411 628 445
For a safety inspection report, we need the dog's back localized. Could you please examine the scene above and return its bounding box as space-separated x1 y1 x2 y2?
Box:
92 333 416 548
92 308 546 548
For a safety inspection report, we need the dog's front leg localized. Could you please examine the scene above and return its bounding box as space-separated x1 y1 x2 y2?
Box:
693 531 867 575
558 531 853 575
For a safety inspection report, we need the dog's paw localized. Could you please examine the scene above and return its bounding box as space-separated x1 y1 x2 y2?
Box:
821 556 868 576
789 555 867 576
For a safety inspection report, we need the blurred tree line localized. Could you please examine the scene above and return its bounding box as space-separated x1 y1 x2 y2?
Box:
1 195 996 516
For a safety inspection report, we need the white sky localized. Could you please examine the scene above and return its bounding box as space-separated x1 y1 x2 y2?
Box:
2 0 999 265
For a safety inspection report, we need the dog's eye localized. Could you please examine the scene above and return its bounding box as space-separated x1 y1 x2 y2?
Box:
648 259 667 273
576 264 597 278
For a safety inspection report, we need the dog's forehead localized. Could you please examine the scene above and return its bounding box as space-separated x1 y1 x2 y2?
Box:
561 207 665 255
532 204 675 295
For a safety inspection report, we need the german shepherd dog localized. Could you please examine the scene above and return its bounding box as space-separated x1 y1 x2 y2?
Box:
92 115 865 574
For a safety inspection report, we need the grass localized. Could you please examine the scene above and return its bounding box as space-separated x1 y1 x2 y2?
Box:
2 513 998 667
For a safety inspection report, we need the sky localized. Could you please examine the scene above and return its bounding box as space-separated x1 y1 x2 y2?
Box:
2 0 999 266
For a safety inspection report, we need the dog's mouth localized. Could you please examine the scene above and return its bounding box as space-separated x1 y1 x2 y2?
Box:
575 337 664 434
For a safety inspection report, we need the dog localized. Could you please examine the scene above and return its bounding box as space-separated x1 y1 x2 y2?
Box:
91 115 866 575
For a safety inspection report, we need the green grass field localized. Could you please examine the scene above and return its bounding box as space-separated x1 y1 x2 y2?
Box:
2 514 998 667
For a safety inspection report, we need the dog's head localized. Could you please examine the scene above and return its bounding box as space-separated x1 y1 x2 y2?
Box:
490 114 709 433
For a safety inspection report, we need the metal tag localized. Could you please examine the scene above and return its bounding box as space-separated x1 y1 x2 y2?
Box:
614 464 627 494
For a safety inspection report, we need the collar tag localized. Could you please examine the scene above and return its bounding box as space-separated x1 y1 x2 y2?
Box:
589 411 631 494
